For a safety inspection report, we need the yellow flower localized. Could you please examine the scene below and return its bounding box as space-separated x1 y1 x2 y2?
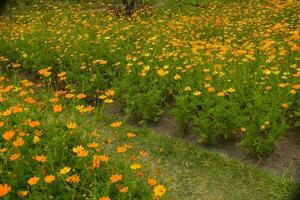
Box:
227 88 236 93
0 184 11 197
67 122 77 129
263 68 271 75
153 184 166 197
72 145 88 157
27 177 39 185
59 167 71 174
110 174 122 183
0 148 7 153
174 74 181 80
193 91 202 96
33 136 40 144
130 163 142 170
184 86 192 91
44 175 55 183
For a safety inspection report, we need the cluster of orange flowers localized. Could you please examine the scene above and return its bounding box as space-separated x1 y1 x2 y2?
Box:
0 72 166 199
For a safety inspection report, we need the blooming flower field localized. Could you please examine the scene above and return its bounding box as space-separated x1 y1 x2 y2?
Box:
0 0 299 199
0 71 167 198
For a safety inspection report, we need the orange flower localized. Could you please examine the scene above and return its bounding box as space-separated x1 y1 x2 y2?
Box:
24 97 36 104
148 178 157 186
65 175 80 183
139 150 148 157
92 155 102 169
11 105 24 113
33 155 48 163
49 97 59 103
53 104 62 112
127 132 136 138
77 93 87 99
12 63 21 68
207 87 215 92
240 127 247 133
0 121 4 127
98 197 111 200
17 190 28 198
27 177 39 185
57 72 66 77
0 183 11 197
13 137 25 147
217 91 226 97
38 67 52 77
9 153 21 161
110 121 122 128
44 175 55 183
110 174 122 183
119 186 129 193
65 93 74 99
116 146 126 153
28 120 40 128
19 132 27 137
281 103 289 109
105 89 115 96
2 130 15 141
88 142 99 148
99 155 109 162
99 60 108 65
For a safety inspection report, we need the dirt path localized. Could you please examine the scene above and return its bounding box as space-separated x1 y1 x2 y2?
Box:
105 104 300 181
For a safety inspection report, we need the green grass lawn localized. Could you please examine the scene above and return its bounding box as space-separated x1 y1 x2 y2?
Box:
89 109 295 200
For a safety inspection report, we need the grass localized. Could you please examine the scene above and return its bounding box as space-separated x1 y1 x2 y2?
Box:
109 125 294 199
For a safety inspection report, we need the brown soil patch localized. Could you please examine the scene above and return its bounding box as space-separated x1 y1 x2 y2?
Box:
104 104 300 181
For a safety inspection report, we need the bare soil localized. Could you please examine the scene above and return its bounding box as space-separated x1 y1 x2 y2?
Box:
105 103 300 181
